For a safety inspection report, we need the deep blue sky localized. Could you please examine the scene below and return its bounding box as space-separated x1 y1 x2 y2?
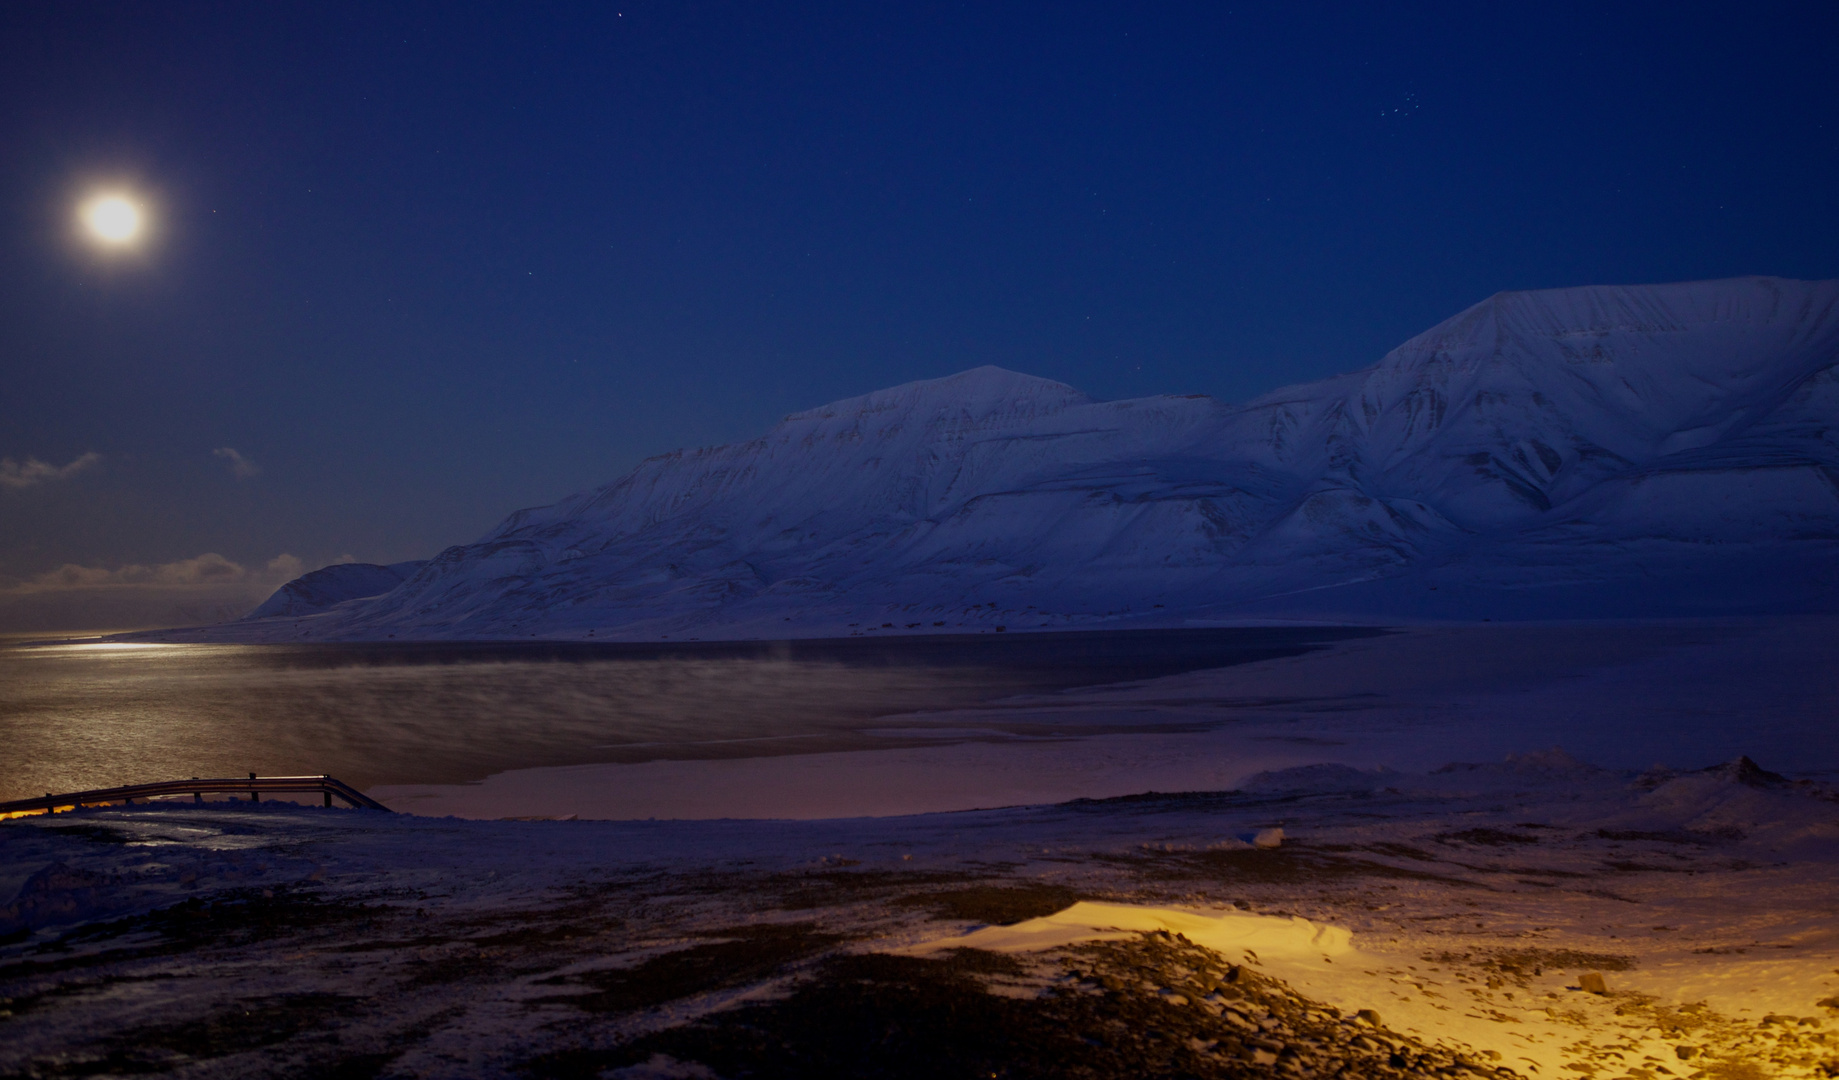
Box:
3 1 1836 592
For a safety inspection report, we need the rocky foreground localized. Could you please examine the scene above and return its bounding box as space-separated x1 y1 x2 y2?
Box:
4 751 1839 1078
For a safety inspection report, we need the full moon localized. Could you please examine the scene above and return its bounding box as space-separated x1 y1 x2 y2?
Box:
81 195 143 244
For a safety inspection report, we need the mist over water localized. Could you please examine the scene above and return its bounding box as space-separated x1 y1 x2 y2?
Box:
0 628 1377 801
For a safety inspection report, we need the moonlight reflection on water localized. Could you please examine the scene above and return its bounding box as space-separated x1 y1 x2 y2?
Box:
0 628 1377 801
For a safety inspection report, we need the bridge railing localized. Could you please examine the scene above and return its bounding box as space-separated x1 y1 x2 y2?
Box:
0 774 391 817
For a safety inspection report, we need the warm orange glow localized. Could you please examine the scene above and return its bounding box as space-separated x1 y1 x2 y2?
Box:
1 806 62 819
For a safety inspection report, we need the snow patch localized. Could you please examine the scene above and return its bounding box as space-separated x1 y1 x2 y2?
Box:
905 900 1354 960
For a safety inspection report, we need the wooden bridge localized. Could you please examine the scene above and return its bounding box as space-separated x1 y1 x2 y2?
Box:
0 774 391 816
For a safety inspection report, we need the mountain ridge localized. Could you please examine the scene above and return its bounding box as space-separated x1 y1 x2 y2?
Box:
220 275 1839 641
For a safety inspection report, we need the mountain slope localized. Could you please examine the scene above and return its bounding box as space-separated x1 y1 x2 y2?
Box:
244 561 429 619
237 276 1839 640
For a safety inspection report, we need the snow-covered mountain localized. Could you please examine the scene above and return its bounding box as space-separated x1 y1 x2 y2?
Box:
235 276 1839 640
246 561 428 619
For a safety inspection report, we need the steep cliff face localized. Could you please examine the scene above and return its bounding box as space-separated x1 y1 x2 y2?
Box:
242 276 1839 639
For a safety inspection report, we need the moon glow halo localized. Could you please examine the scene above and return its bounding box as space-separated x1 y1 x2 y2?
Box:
81 195 144 244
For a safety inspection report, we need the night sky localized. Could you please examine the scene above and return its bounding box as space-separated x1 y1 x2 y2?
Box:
2 2 1836 629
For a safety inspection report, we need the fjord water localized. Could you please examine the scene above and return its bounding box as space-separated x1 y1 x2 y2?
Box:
0 627 1377 802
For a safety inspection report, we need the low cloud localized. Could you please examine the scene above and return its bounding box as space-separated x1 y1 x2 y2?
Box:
0 553 307 634
0 452 101 490
213 447 261 479
15 553 305 592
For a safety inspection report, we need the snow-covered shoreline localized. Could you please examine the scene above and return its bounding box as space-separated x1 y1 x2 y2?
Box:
13 618 1839 1073
369 616 1839 820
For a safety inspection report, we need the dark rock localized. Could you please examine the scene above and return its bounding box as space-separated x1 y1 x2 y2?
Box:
0 861 112 932
1698 756 1788 787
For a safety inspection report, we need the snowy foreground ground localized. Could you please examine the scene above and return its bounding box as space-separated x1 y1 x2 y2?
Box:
4 755 1839 1079
6 620 1839 1078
